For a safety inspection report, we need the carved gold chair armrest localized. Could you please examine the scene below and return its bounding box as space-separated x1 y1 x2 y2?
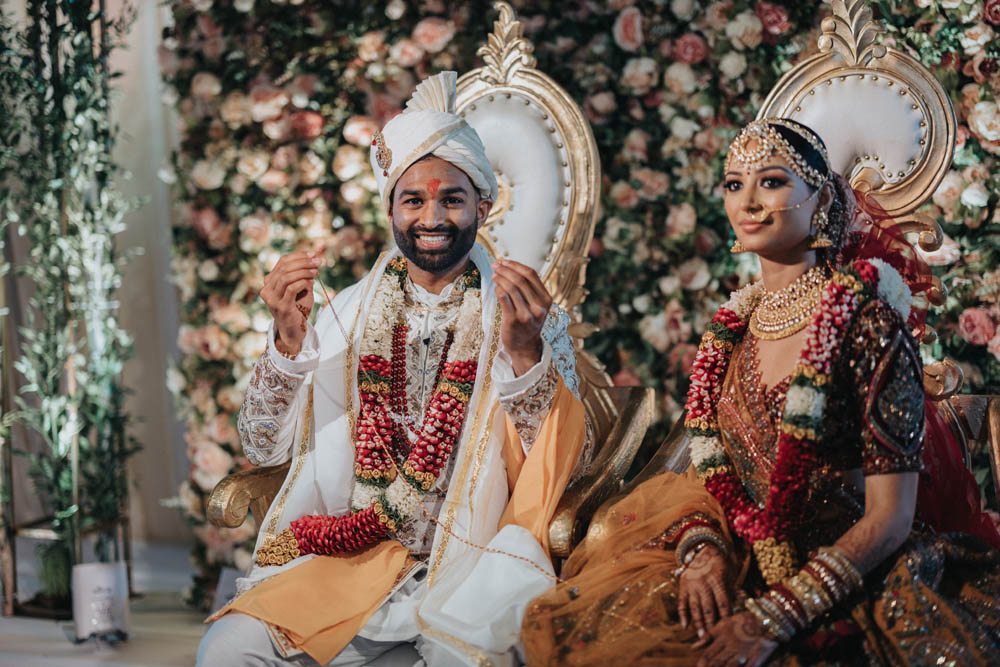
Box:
584 413 689 543
207 461 290 529
547 386 654 559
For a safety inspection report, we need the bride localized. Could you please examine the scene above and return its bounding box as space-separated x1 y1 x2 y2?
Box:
521 118 1000 666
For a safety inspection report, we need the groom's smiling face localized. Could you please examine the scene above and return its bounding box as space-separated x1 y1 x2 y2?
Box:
389 156 492 275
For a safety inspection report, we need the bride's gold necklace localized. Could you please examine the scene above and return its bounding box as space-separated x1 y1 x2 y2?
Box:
750 266 830 340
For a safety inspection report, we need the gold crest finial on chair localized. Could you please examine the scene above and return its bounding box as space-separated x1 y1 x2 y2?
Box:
817 0 887 67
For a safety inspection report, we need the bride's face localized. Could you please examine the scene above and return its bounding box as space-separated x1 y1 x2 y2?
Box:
723 143 829 262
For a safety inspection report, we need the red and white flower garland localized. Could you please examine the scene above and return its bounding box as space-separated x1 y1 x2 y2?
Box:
684 258 911 584
280 257 482 559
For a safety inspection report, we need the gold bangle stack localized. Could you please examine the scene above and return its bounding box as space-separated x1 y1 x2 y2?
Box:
747 546 863 643
749 265 830 340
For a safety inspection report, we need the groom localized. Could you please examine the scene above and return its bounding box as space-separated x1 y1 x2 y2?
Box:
197 71 590 666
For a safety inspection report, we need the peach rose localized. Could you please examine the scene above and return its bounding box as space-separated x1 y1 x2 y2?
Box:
211 300 251 333
358 30 386 61
190 159 227 190
207 413 239 447
177 481 204 520
340 181 365 205
291 110 324 139
233 332 268 360
622 128 650 161
330 226 366 260
621 57 658 95
958 307 995 346
257 169 290 194
673 33 708 64
236 150 269 181
671 0 695 20
968 100 1000 142
613 7 644 52
262 114 292 142
333 144 366 180
249 82 289 122
343 115 379 147
677 257 711 291
609 181 640 209
298 206 333 238
390 38 425 67
217 385 245 414
197 324 231 360
191 206 232 250
704 1 733 30
666 202 697 238
960 22 995 56
756 1 791 37
633 168 670 200
639 310 672 353
412 17 455 54
192 524 232 563
719 51 747 80
726 11 763 50
663 62 697 96
219 91 252 128
299 151 326 185
932 171 965 209
238 211 272 253
271 145 299 171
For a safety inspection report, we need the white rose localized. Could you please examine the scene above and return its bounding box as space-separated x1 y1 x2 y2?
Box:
959 22 994 56
190 159 227 190
671 0 695 20
639 311 671 353
234 332 268 359
198 260 220 282
298 151 326 185
968 101 1000 142
670 116 700 141
961 182 990 208
385 0 406 20
236 150 269 181
658 275 680 295
678 257 711 291
166 367 186 394
719 51 747 80
726 11 763 50
234 0 253 11
190 72 222 100
632 294 652 314
193 0 213 11
665 202 697 238
621 57 658 95
663 62 696 95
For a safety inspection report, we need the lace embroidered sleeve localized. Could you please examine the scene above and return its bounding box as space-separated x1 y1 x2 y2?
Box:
237 325 316 466
842 300 925 475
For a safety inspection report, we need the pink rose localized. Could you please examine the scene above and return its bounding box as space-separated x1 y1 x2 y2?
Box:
329 226 366 261
586 91 617 116
250 82 289 122
390 38 425 67
673 33 709 64
694 228 721 255
622 128 650 161
677 257 711 291
613 367 642 387
755 1 791 37
958 307 995 346
332 145 366 180
664 299 692 345
257 169 290 194
621 57 659 95
917 233 961 267
197 324 231 361
668 343 698 375
286 74 318 105
666 202 696 238
987 0 1000 26
412 18 455 53
271 145 299 171
207 413 239 447
343 115 380 147
609 181 640 209
191 207 232 250
633 168 670 200
238 211 272 253
358 30 386 61
190 72 221 100
290 111 324 139
613 6 644 52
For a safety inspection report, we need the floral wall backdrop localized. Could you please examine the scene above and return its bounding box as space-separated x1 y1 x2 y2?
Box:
161 0 1000 607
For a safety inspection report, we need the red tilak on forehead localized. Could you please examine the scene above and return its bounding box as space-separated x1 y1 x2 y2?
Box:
427 178 441 196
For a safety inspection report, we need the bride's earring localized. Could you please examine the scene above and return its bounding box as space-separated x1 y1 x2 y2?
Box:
808 208 833 249
730 240 749 254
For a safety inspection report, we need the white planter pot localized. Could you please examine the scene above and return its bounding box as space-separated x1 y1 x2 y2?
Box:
72 561 130 641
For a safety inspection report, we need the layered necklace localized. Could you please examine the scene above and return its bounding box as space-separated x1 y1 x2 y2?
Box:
256 257 483 564
749 265 830 340
685 258 909 584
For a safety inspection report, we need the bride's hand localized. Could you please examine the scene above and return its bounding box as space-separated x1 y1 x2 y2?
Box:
678 544 732 637
695 611 778 667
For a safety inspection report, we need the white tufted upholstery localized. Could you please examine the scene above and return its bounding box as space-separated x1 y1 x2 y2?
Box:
460 93 575 280
792 72 929 187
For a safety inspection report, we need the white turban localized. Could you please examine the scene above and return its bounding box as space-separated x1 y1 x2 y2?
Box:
369 71 498 213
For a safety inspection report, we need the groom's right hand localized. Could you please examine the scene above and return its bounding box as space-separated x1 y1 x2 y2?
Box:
260 250 321 356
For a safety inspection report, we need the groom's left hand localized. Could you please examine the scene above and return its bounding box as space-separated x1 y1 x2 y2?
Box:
492 259 552 376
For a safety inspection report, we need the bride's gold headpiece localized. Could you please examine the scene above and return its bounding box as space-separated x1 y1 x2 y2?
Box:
725 118 831 189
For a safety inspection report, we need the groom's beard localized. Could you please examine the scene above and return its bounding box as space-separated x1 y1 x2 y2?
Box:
393 221 479 274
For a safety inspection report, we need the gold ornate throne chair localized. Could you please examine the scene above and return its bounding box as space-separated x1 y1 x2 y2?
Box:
592 0 997 529
207 2 655 560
